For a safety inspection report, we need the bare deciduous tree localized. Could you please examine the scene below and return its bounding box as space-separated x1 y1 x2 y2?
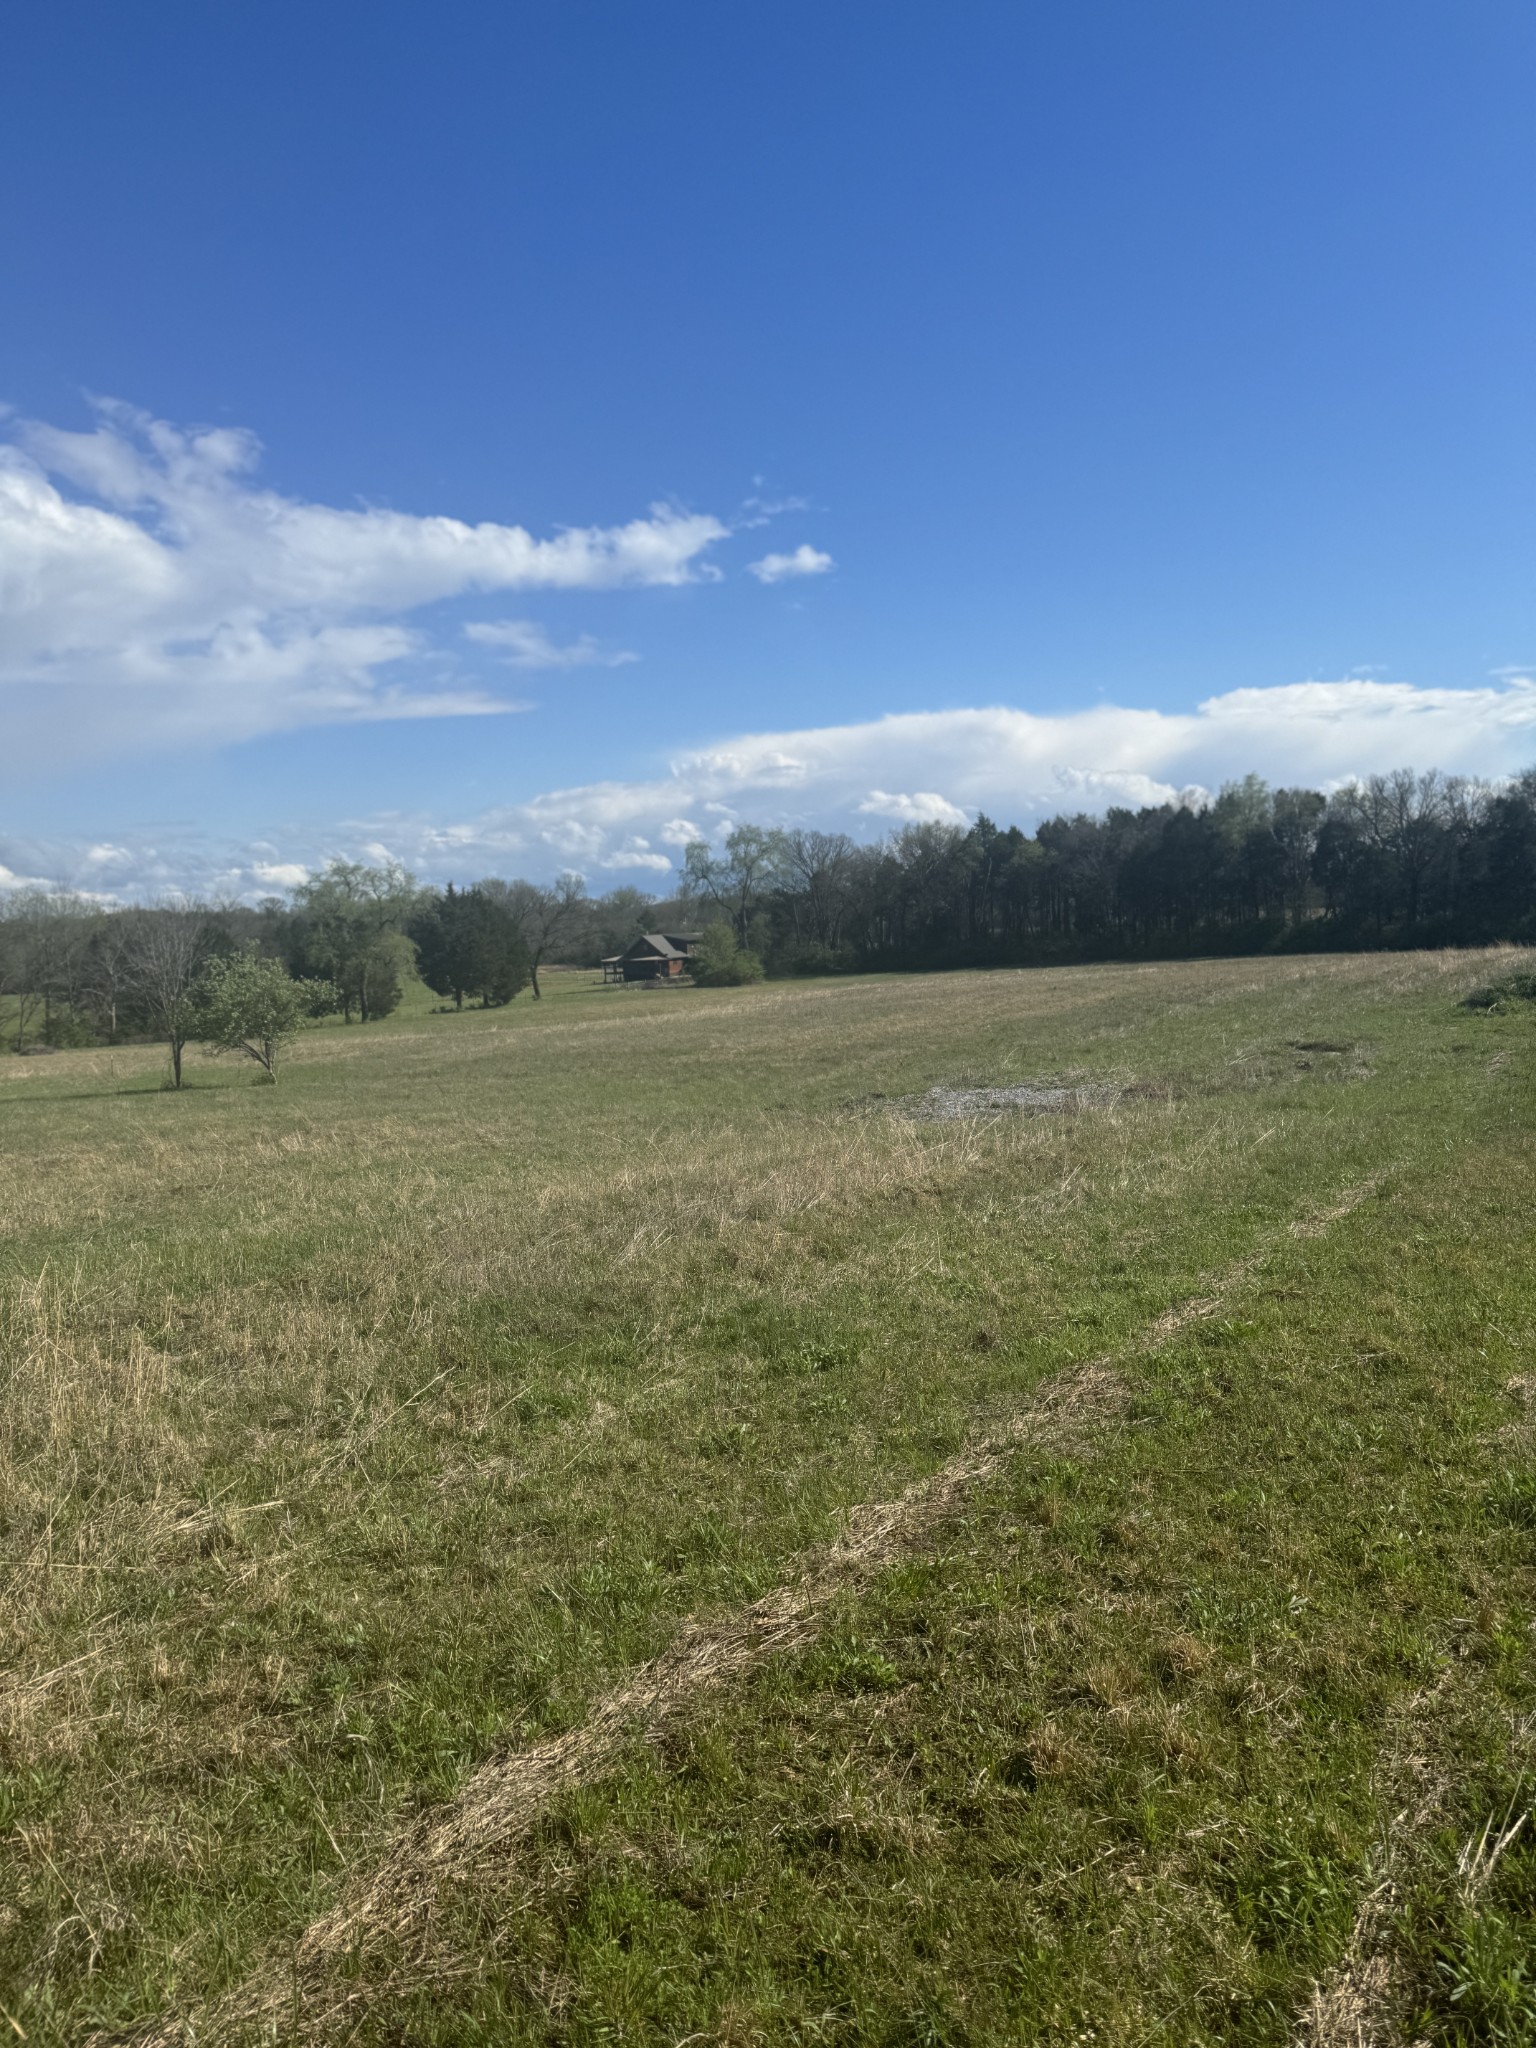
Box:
79 911 138 1043
0 892 96 1050
680 825 779 943
123 908 212 1087
771 829 858 948
485 873 586 998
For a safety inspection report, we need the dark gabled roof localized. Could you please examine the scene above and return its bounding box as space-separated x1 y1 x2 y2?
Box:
662 931 702 948
623 932 683 959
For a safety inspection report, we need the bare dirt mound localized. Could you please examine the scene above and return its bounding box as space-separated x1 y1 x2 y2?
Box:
900 1080 1116 1120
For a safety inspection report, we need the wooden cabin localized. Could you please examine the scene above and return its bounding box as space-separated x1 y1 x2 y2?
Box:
601 931 703 983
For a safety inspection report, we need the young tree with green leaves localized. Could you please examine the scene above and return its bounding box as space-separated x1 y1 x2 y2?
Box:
195 953 338 1081
691 917 765 987
288 860 419 1022
681 825 778 943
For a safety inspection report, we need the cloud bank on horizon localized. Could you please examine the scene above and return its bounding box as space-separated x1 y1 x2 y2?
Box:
4 679 1533 902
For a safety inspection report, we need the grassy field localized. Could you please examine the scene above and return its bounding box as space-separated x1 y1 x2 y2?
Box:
1 951 1533 2046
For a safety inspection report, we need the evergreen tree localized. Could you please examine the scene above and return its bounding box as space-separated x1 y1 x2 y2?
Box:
411 884 531 1007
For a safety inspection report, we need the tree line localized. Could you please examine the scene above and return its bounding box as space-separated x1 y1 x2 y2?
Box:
0 864 654 1077
2 766 1533 1075
684 766 1536 970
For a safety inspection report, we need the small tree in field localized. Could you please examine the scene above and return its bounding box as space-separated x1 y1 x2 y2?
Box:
122 907 213 1088
196 953 337 1082
691 918 765 987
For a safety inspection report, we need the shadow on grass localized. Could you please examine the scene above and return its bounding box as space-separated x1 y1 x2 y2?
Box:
0 1079 259 1103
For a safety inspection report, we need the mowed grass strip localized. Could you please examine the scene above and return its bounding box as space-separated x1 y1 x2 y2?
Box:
143 1178 1381 2047
0 950 1527 2041
272 1120 1536 2046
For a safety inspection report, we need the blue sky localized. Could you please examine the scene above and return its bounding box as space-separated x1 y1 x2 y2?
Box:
3 2 1534 895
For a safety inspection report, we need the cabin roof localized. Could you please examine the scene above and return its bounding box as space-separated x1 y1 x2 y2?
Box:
622 931 701 959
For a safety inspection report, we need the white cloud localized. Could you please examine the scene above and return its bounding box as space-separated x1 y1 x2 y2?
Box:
1050 767 1206 810
252 861 310 889
596 838 674 873
463 619 639 669
7 675 1534 900
0 399 728 767
856 789 970 825
0 860 50 891
748 544 834 584
683 746 807 784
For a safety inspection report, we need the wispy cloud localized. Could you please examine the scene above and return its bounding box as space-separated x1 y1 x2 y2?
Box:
736 492 812 530
10 675 1533 901
748 543 834 583
0 399 727 766
463 619 639 669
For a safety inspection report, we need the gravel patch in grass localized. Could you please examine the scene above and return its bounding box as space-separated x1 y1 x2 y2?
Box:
901 1080 1115 1120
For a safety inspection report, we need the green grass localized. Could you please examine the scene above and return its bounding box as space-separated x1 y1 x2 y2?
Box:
0 950 1532 2043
